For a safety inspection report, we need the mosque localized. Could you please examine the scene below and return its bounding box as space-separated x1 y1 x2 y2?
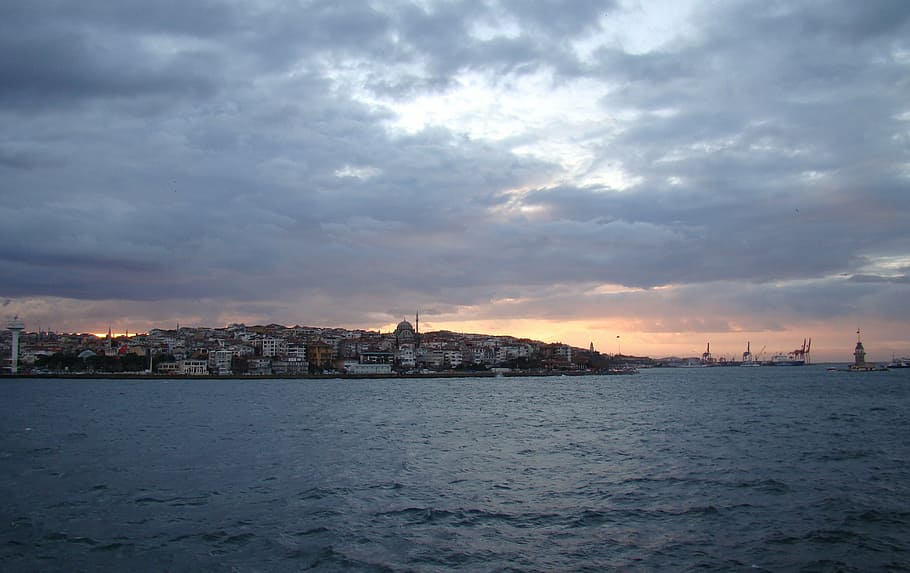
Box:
392 312 419 348
391 312 420 369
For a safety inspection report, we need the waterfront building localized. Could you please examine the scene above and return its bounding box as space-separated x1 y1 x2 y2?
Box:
343 361 393 375
361 351 394 364
283 356 309 375
180 359 208 376
306 341 335 371
208 349 234 375
157 362 181 375
247 358 272 376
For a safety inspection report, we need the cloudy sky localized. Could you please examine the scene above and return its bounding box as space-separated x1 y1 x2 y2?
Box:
2 0 909 361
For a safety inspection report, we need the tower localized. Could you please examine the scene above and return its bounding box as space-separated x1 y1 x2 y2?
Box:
415 310 420 349
853 328 866 366
7 316 25 375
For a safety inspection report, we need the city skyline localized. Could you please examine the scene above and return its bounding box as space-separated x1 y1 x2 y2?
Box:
2 317 888 365
2 1 909 363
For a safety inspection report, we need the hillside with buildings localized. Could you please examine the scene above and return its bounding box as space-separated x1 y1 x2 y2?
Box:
2 318 639 376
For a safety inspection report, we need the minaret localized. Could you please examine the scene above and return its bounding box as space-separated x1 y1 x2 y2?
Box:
7 316 25 375
853 328 866 366
415 310 420 348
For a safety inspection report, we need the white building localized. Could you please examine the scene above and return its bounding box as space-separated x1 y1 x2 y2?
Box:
420 348 463 368
471 347 496 364
553 344 573 364
180 359 209 376
230 344 256 357
397 345 416 368
442 349 463 368
285 356 309 374
287 342 307 359
257 337 286 357
503 344 532 359
208 349 233 375
270 357 308 375
157 362 181 375
248 358 272 376
343 361 393 375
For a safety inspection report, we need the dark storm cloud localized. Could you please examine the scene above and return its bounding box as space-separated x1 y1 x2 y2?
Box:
1 0 908 334
0 3 224 109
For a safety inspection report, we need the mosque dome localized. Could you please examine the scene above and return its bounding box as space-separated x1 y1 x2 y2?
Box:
393 318 417 346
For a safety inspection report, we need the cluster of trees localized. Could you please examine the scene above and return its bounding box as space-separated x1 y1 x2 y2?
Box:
32 352 175 373
25 347 627 375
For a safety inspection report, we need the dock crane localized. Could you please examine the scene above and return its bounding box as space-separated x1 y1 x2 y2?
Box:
790 338 812 364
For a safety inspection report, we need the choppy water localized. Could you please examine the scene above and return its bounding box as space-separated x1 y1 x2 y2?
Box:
1 366 909 572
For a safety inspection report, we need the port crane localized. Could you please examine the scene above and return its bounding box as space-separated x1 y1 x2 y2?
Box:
790 338 811 364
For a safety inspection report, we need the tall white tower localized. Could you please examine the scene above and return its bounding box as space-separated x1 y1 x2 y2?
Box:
7 316 25 375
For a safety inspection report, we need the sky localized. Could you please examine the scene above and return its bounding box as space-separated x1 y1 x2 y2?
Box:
2 0 909 362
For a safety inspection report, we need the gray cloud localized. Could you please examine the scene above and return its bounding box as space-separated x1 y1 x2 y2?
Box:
1 0 908 356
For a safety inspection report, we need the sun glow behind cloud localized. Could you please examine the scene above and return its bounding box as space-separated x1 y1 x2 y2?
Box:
367 71 607 139
346 66 642 188
863 255 910 274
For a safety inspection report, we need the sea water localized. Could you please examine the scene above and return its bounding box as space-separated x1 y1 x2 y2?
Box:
1 366 909 571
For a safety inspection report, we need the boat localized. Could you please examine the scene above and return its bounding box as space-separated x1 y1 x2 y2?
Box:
767 353 806 366
765 338 810 366
740 342 762 366
848 363 888 372
887 355 910 369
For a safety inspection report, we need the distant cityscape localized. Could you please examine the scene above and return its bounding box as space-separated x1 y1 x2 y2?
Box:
2 316 647 377
5 317 907 376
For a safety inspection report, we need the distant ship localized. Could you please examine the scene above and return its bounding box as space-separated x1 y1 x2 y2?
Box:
887 355 910 369
765 338 810 366
767 353 806 366
740 341 762 366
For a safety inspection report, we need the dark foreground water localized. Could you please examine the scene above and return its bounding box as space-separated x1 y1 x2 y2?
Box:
1 366 909 572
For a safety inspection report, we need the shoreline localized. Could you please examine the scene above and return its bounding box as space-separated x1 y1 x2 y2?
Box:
1 369 638 380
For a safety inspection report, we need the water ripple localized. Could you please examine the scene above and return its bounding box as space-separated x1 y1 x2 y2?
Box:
2 368 909 571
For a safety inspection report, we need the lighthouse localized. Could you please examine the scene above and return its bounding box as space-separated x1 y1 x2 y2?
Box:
853 328 866 367
7 316 25 375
